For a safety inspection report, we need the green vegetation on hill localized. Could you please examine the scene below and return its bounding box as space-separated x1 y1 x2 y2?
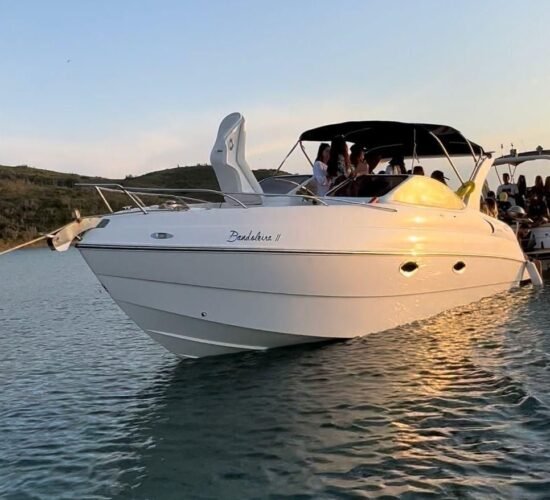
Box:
0 164 283 249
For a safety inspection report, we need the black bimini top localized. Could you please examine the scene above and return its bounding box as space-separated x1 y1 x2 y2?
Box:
299 120 484 158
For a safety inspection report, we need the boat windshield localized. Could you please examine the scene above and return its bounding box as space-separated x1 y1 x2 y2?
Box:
329 175 408 197
329 174 464 209
388 175 465 209
259 175 313 194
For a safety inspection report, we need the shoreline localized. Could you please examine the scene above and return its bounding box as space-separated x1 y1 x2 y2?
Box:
0 240 49 252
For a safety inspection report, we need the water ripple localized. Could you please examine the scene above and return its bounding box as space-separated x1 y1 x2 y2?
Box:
1 249 550 499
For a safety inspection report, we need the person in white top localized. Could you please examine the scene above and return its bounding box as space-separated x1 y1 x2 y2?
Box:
496 173 519 206
311 143 331 195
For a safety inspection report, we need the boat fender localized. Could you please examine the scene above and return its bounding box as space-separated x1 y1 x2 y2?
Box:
456 181 475 200
525 260 544 287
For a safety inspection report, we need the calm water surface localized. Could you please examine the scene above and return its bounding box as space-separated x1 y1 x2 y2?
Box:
1 249 550 499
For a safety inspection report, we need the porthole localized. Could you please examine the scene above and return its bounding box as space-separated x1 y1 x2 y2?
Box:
400 261 419 277
151 232 174 240
453 261 466 273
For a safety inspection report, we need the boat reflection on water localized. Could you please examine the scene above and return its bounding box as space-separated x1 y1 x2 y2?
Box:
109 286 550 499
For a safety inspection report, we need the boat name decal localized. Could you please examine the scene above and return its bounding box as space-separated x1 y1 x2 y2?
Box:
227 230 281 243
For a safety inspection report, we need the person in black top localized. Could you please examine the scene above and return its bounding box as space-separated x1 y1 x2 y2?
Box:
527 192 549 224
531 175 544 198
544 176 550 206
516 175 527 208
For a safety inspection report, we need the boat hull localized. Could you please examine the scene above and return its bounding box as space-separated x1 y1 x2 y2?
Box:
78 246 526 358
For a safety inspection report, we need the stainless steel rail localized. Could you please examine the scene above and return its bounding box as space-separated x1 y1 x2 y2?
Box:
76 182 398 213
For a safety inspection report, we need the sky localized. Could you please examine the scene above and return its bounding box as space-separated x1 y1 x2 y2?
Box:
1 0 550 186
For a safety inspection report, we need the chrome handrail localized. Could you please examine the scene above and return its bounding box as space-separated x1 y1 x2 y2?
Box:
96 186 222 208
76 183 248 210
123 186 249 209
78 183 149 214
76 182 398 212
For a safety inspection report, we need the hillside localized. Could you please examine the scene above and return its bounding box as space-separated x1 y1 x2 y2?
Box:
0 164 282 249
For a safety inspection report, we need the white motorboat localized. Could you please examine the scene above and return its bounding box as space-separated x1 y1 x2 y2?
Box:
493 147 550 273
48 113 542 358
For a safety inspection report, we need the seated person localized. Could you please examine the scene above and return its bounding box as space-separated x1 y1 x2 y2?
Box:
350 144 369 177
496 173 518 206
480 199 488 214
485 198 498 218
529 175 545 198
385 155 406 174
412 165 425 175
431 170 447 185
497 192 512 217
527 193 549 224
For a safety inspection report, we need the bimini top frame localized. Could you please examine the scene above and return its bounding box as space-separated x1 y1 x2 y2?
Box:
492 147 550 183
277 120 486 187
494 147 550 167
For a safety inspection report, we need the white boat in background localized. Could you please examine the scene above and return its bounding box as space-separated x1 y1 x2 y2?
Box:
47 113 542 359
493 147 550 273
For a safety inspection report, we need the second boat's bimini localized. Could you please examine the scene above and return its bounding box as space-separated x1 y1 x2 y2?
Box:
47 113 542 358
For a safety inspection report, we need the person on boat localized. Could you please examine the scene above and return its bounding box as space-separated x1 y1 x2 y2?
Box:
350 144 369 177
530 175 544 198
544 176 550 204
516 174 527 208
431 170 447 185
365 151 382 174
385 156 406 175
497 191 512 217
485 198 498 218
412 165 425 175
311 143 331 195
327 135 352 183
496 173 518 206
527 192 549 224
480 200 489 215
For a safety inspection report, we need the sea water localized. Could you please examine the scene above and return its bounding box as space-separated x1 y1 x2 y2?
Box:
1 249 549 499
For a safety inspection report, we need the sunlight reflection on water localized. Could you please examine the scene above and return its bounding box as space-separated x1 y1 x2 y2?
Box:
1 249 549 499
